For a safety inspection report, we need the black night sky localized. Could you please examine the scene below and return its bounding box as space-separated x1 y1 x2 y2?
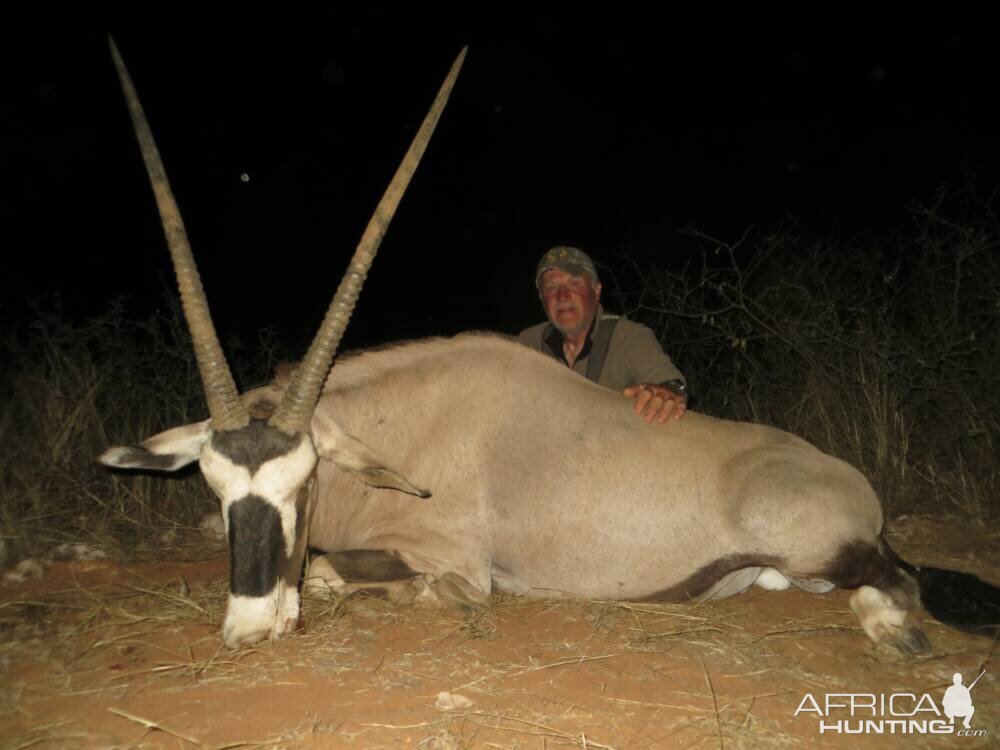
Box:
5 7 999 353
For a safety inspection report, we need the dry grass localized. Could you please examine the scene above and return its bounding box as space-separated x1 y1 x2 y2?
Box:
0 300 284 566
3 498 999 746
2 535 997 749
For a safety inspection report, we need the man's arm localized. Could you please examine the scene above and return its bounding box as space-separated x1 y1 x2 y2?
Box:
612 322 688 423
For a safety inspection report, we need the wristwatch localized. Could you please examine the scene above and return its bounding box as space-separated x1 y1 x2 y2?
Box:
661 379 689 402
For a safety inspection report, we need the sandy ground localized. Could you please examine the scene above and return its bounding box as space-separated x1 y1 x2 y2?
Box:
1 514 997 750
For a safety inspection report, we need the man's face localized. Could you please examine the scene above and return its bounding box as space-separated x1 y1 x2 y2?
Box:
539 267 602 337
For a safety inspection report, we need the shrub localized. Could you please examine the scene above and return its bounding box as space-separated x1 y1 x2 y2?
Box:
616 190 999 520
0 299 283 560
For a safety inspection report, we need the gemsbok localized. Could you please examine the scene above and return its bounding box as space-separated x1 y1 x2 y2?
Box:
100 38 1000 652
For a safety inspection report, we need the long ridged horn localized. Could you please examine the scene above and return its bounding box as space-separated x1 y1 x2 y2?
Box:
269 47 468 435
110 37 249 432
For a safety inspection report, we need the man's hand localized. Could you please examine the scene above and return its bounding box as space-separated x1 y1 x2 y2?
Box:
623 383 687 424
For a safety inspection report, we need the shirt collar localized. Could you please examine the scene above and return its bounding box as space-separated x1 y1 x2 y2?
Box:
541 305 605 366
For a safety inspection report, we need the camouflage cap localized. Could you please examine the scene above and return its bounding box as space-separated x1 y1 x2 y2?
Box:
534 246 600 288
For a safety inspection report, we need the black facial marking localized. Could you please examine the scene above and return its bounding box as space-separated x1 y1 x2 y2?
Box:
638 553 783 603
212 419 304 474
228 495 285 596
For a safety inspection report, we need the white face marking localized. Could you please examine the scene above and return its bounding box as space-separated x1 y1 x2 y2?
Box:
199 438 317 554
222 581 301 648
224 589 278 648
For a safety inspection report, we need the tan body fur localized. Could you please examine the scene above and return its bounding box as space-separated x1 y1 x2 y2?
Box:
260 333 882 602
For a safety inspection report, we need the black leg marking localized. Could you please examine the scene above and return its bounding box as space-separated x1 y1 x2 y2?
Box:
828 539 931 654
322 549 419 583
639 553 783 602
822 540 919 608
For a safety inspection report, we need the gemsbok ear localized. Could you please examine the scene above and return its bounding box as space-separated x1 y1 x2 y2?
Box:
99 420 212 472
311 412 430 498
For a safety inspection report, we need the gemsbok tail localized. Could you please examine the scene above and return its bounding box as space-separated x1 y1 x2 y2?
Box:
882 538 1000 639
918 566 1000 639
